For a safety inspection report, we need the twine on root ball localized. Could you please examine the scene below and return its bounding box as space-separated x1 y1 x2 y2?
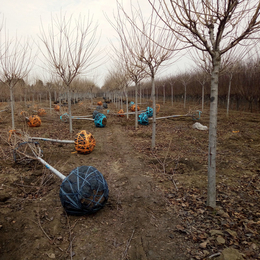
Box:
96 105 103 111
37 108 46 116
146 107 153 117
130 104 140 112
118 109 125 117
103 103 108 109
59 166 109 215
74 130 96 154
27 115 41 127
94 113 107 127
138 113 149 125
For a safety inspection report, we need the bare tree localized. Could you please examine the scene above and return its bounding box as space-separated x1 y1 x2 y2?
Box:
149 0 260 208
114 1 180 148
39 13 100 133
0 33 35 129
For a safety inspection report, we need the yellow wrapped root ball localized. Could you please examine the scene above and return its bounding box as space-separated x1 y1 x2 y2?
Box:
74 130 96 154
156 104 160 113
27 115 41 127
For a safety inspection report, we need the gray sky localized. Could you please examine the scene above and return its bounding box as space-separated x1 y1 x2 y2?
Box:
0 0 190 87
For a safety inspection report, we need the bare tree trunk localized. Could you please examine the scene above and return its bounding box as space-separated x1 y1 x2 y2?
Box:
226 74 233 117
207 54 220 209
171 85 173 106
151 76 156 148
163 84 165 104
49 91 52 114
68 88 73 133
10 86 15 129
126 91 129 120
135 84 138 130
184 84 187 109
202 84 205 112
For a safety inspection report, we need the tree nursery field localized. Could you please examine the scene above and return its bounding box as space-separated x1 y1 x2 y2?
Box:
0 99 259 260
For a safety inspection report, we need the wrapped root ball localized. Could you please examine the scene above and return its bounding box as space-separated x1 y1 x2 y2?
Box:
94 113 107 128
97 101 102 106
74 130 96 154
59 166 109 215
156 104 160 113
130 104 140 112
37 108 46 116
54 105 60 111
138 113 149 125
27 115 41 127
103 103 108 109
118 109 124 117
146 107 153 117
129 101 135 108
60 113 69 122
93 110 99 119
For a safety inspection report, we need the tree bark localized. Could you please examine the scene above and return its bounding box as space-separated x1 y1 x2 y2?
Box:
151 76 156 148
207 53 220 208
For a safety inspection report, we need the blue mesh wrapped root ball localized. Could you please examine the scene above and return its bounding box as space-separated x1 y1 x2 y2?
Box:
59 166 109 215
138 112 149 125
94 113 107 127
146 107 153 117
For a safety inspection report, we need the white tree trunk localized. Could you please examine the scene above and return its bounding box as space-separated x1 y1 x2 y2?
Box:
10 85 15 130
49 91 52 114
207 54 220 208
151 76 156 148
226 74 233 117
68 88 73 133
135 84 138 130
202 84 205 112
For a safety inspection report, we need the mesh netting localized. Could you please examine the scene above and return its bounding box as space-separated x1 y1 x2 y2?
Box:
130 104 140 112
60 113 69 122
59 166 109 215
138 113 149 125
146 107 153 117
96 106 103 111
129 101 135 108
103 103 108 109
94 113 107 128
118 109 124 117
74 130 96 154
37 108 46 116
27 115 41 127
93 110 99 119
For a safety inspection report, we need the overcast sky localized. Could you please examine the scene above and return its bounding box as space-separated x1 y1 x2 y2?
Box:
0 0 190 87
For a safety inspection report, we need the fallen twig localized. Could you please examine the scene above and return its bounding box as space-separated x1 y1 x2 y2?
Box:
121 229 135 260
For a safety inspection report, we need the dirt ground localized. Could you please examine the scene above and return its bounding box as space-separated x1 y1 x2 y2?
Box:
0 98 259 260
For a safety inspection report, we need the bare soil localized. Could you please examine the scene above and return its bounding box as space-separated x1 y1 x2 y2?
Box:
0 99 259 260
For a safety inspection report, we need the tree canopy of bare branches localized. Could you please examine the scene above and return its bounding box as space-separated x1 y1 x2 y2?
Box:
38 12 100 132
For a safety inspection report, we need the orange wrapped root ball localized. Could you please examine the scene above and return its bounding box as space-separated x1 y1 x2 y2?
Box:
37 108 46 116
54 105 60 111
27 115 41 127
130 104 140 112
156 104 160 113
74 130 96 154
97 101 102 106
118 109 125 117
